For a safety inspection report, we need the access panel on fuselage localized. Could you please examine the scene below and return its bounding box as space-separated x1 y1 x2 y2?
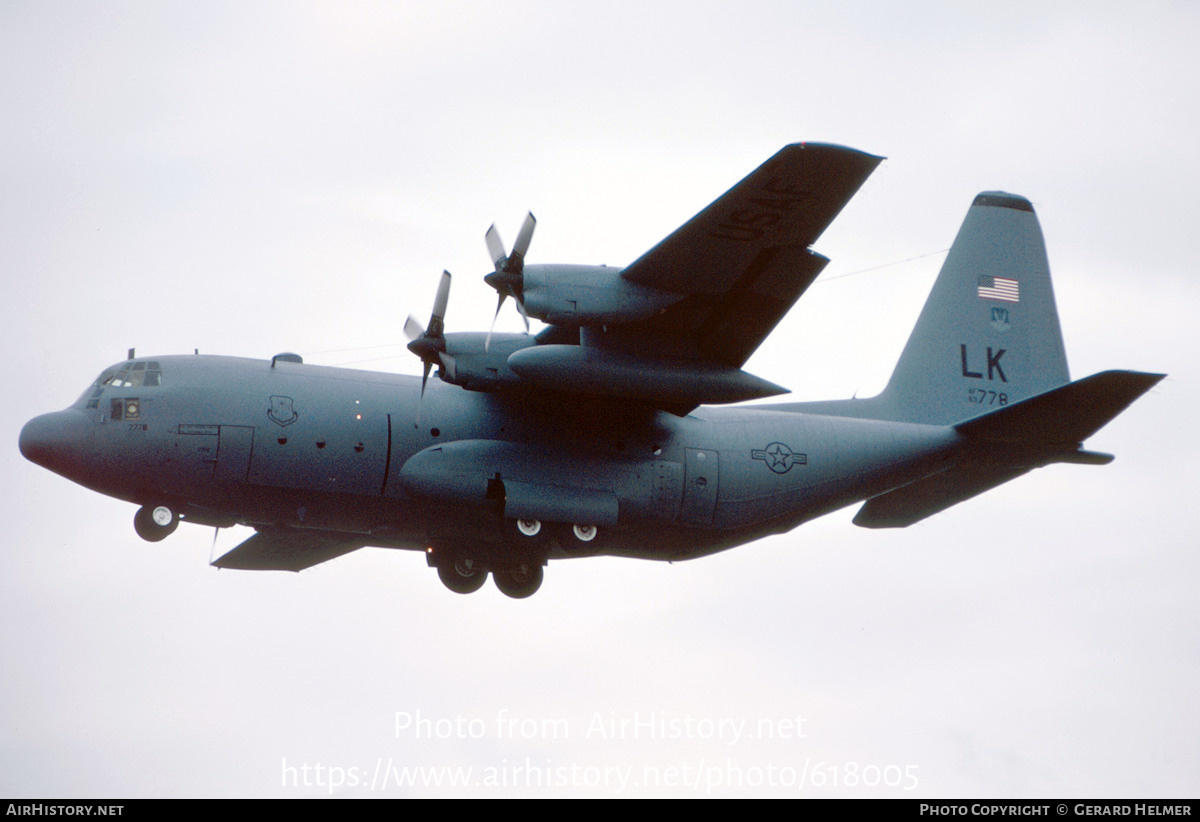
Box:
681 448 719 525
246 394 390 497
214 425 254 483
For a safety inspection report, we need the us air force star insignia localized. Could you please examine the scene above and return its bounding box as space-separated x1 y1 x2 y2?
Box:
751 442 806 474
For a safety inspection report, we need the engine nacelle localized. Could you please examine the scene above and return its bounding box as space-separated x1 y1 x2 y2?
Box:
507 344 788 408
520 265 681 326
438 332 532 393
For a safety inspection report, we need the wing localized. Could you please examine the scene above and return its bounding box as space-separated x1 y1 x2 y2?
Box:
211 529 366 572
440 144 882 414
611 143 883 368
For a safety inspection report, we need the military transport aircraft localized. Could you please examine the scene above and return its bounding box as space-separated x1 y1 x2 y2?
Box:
19 143 1163 598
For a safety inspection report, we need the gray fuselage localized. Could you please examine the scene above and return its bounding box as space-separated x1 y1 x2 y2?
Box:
24 354 961 563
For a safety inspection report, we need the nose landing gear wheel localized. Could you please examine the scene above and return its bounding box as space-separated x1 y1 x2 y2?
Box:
493 564 544 599
134 504 179 542
437 558 488 594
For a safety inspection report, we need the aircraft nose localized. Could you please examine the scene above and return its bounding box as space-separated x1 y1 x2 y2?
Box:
19 410 93 475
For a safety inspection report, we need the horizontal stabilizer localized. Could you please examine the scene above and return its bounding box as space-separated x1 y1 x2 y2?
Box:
854 462 1033 528
955 370 1165 444
855 370 1163 528
212 529 366 572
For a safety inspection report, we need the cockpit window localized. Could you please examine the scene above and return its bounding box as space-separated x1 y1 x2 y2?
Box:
80 362 163 409
104 362 162 388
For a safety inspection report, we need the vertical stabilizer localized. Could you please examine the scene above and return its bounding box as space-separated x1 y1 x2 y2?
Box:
772 191 1160 529
851 192 1070 425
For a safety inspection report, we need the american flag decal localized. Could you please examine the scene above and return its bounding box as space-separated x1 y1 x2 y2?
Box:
978 275 1020 303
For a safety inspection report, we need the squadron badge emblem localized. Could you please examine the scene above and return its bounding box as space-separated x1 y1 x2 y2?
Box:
267 395 299 427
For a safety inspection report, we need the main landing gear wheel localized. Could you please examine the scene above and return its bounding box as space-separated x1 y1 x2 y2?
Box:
437 558 488 594
493 564 544 599
516 518 541 537
134 504 179 542
572 524 598 542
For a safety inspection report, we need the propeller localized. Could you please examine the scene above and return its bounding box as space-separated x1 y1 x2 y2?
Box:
404 270 457 425
208 526 221 567
483 212 536 348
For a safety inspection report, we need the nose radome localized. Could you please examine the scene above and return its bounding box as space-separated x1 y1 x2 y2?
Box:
19 411 93 473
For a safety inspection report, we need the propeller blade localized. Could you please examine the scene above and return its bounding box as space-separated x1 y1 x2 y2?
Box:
407 271 452 349
484 216 534 331
429 270 451 332
485 292 507 352
485 225 506 272
407 270 457 427
208 525 223 567
415 361 432 428
509 212 536 269
403 314 425 342
514 290 530 332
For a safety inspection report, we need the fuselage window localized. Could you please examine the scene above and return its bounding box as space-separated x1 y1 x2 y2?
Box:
83 362 163 408
110 398 141 421
84 371 115 409
132 362 162 387
105 363 162 389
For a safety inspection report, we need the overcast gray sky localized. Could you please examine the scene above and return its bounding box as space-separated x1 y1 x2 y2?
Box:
2 0 1196 797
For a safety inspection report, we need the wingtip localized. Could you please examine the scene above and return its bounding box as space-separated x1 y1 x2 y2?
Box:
787 141 886 163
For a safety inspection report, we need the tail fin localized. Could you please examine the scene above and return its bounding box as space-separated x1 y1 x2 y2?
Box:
802 192 1071 424
876 191 1069 424
776 192 1164 528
